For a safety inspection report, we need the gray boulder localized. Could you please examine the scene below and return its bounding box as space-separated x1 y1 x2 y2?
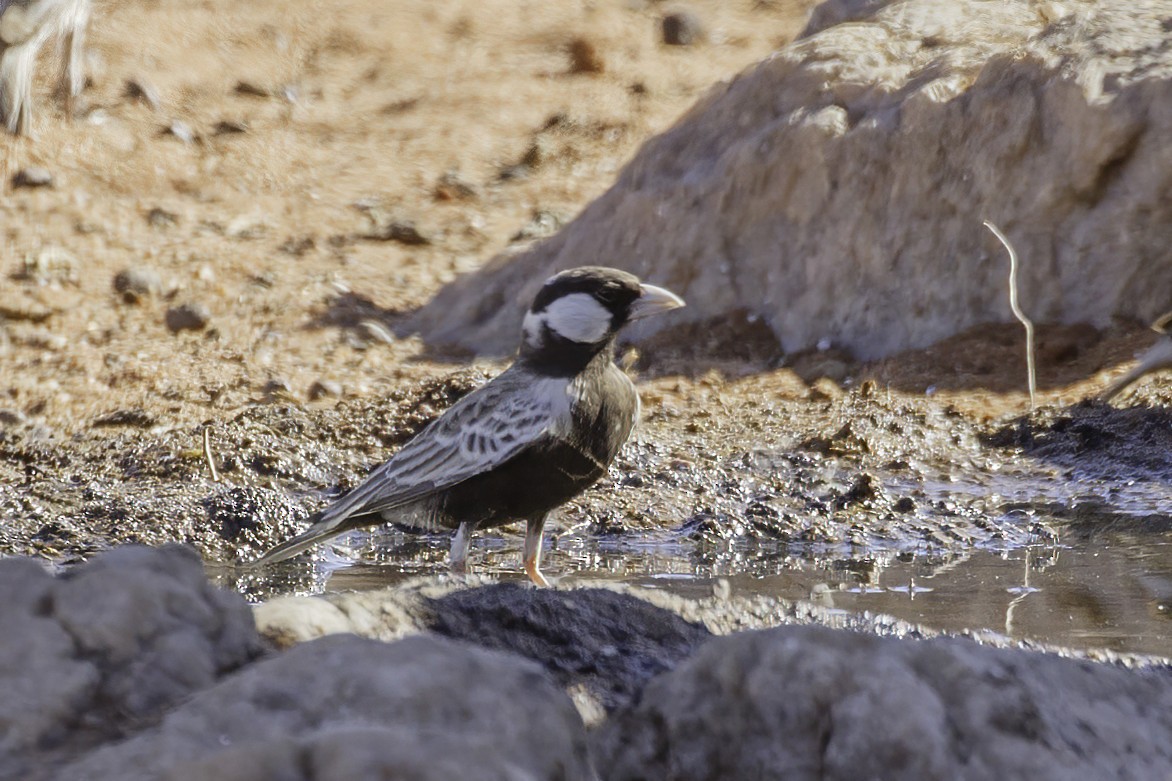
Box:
0 546 595 780
58 633 596 781
0 545 261 780
410 0 1172 361
256 582 712 719
595 624 1172 781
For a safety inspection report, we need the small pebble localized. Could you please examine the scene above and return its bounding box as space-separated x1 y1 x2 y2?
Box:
124 77 161 110
19 247 77 284
0 409 28 426
214 120 248 135
358 320 395 345
12 167 54 189
166 303 211 333
364 219 430 245
22 329 68 351
1037 1 1071 23
510 210 564 243
163 120 197 144
262 379 293 401
92 408 157 428
278 236 316 256
227 214 267 240
434 171 477 202
308 379 343 401
234 80 272 98
662 10 704 46
807 377 843 401
113 267 163 303
568 37 605 74
499 138 551 181
520 138 549 169
0 297 53 322
146 207 179 228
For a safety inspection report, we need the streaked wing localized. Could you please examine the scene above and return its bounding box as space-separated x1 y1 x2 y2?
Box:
319 370 568 526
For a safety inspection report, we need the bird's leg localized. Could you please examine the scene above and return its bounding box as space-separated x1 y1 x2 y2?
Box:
449 521 474 575
523 514 550 587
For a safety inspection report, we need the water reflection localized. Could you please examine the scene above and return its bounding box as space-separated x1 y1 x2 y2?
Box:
215 527 1172 659
598 536 1172 658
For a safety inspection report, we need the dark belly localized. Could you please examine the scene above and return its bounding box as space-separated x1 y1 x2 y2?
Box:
436 440 608 528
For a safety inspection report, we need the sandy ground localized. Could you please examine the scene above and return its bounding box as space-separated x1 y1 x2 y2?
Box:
1 0 1160 433
1 0 826 432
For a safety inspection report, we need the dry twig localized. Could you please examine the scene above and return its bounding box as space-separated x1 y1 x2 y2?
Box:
202 425 220 482
984 220 1036 409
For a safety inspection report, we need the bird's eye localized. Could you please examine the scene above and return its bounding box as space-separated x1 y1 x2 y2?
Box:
595 287 620 305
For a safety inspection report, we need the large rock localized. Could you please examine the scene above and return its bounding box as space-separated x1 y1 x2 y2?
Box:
57 634 595 781
0 547 594 780
595 624 1172 780
256 581 712 718
0 545 262 780
411 0 1172 361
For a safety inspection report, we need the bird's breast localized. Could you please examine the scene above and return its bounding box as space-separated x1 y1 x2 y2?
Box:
568 364 639 467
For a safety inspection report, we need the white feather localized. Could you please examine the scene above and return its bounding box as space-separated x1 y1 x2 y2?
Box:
522 309 543 349
540 293 612 344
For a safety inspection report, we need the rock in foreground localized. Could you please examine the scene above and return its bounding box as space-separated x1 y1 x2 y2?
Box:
4 545 1172 780
57 634 594 781
595 624 1172 781
0 546 261 780
0 547 593 781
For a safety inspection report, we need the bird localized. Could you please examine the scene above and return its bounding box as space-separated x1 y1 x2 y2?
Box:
1100 311 1172 402
254 266 685 585
0 0 91 136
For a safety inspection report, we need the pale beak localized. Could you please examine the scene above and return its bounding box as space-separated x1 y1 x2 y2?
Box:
1100 336 1172 401
629 283 685 320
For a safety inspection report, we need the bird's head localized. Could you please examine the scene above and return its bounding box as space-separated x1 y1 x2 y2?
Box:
520 266 685 373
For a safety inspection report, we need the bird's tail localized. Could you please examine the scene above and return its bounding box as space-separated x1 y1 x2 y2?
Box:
248 513 341 567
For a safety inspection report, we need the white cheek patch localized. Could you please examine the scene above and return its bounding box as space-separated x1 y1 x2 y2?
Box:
541 293 613 344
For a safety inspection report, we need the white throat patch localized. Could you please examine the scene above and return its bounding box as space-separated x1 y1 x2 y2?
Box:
529 292 613 345
522 310 544 349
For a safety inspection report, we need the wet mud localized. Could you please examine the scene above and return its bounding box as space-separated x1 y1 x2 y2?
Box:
5 348 1172 658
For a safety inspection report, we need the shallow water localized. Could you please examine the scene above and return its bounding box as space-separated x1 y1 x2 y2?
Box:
227 523 1172 659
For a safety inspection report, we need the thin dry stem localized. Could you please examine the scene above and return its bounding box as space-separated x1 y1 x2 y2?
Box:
202 426 221 482
984 220 1036 409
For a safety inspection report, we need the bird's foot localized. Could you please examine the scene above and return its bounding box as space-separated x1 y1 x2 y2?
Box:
524 558 551 588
